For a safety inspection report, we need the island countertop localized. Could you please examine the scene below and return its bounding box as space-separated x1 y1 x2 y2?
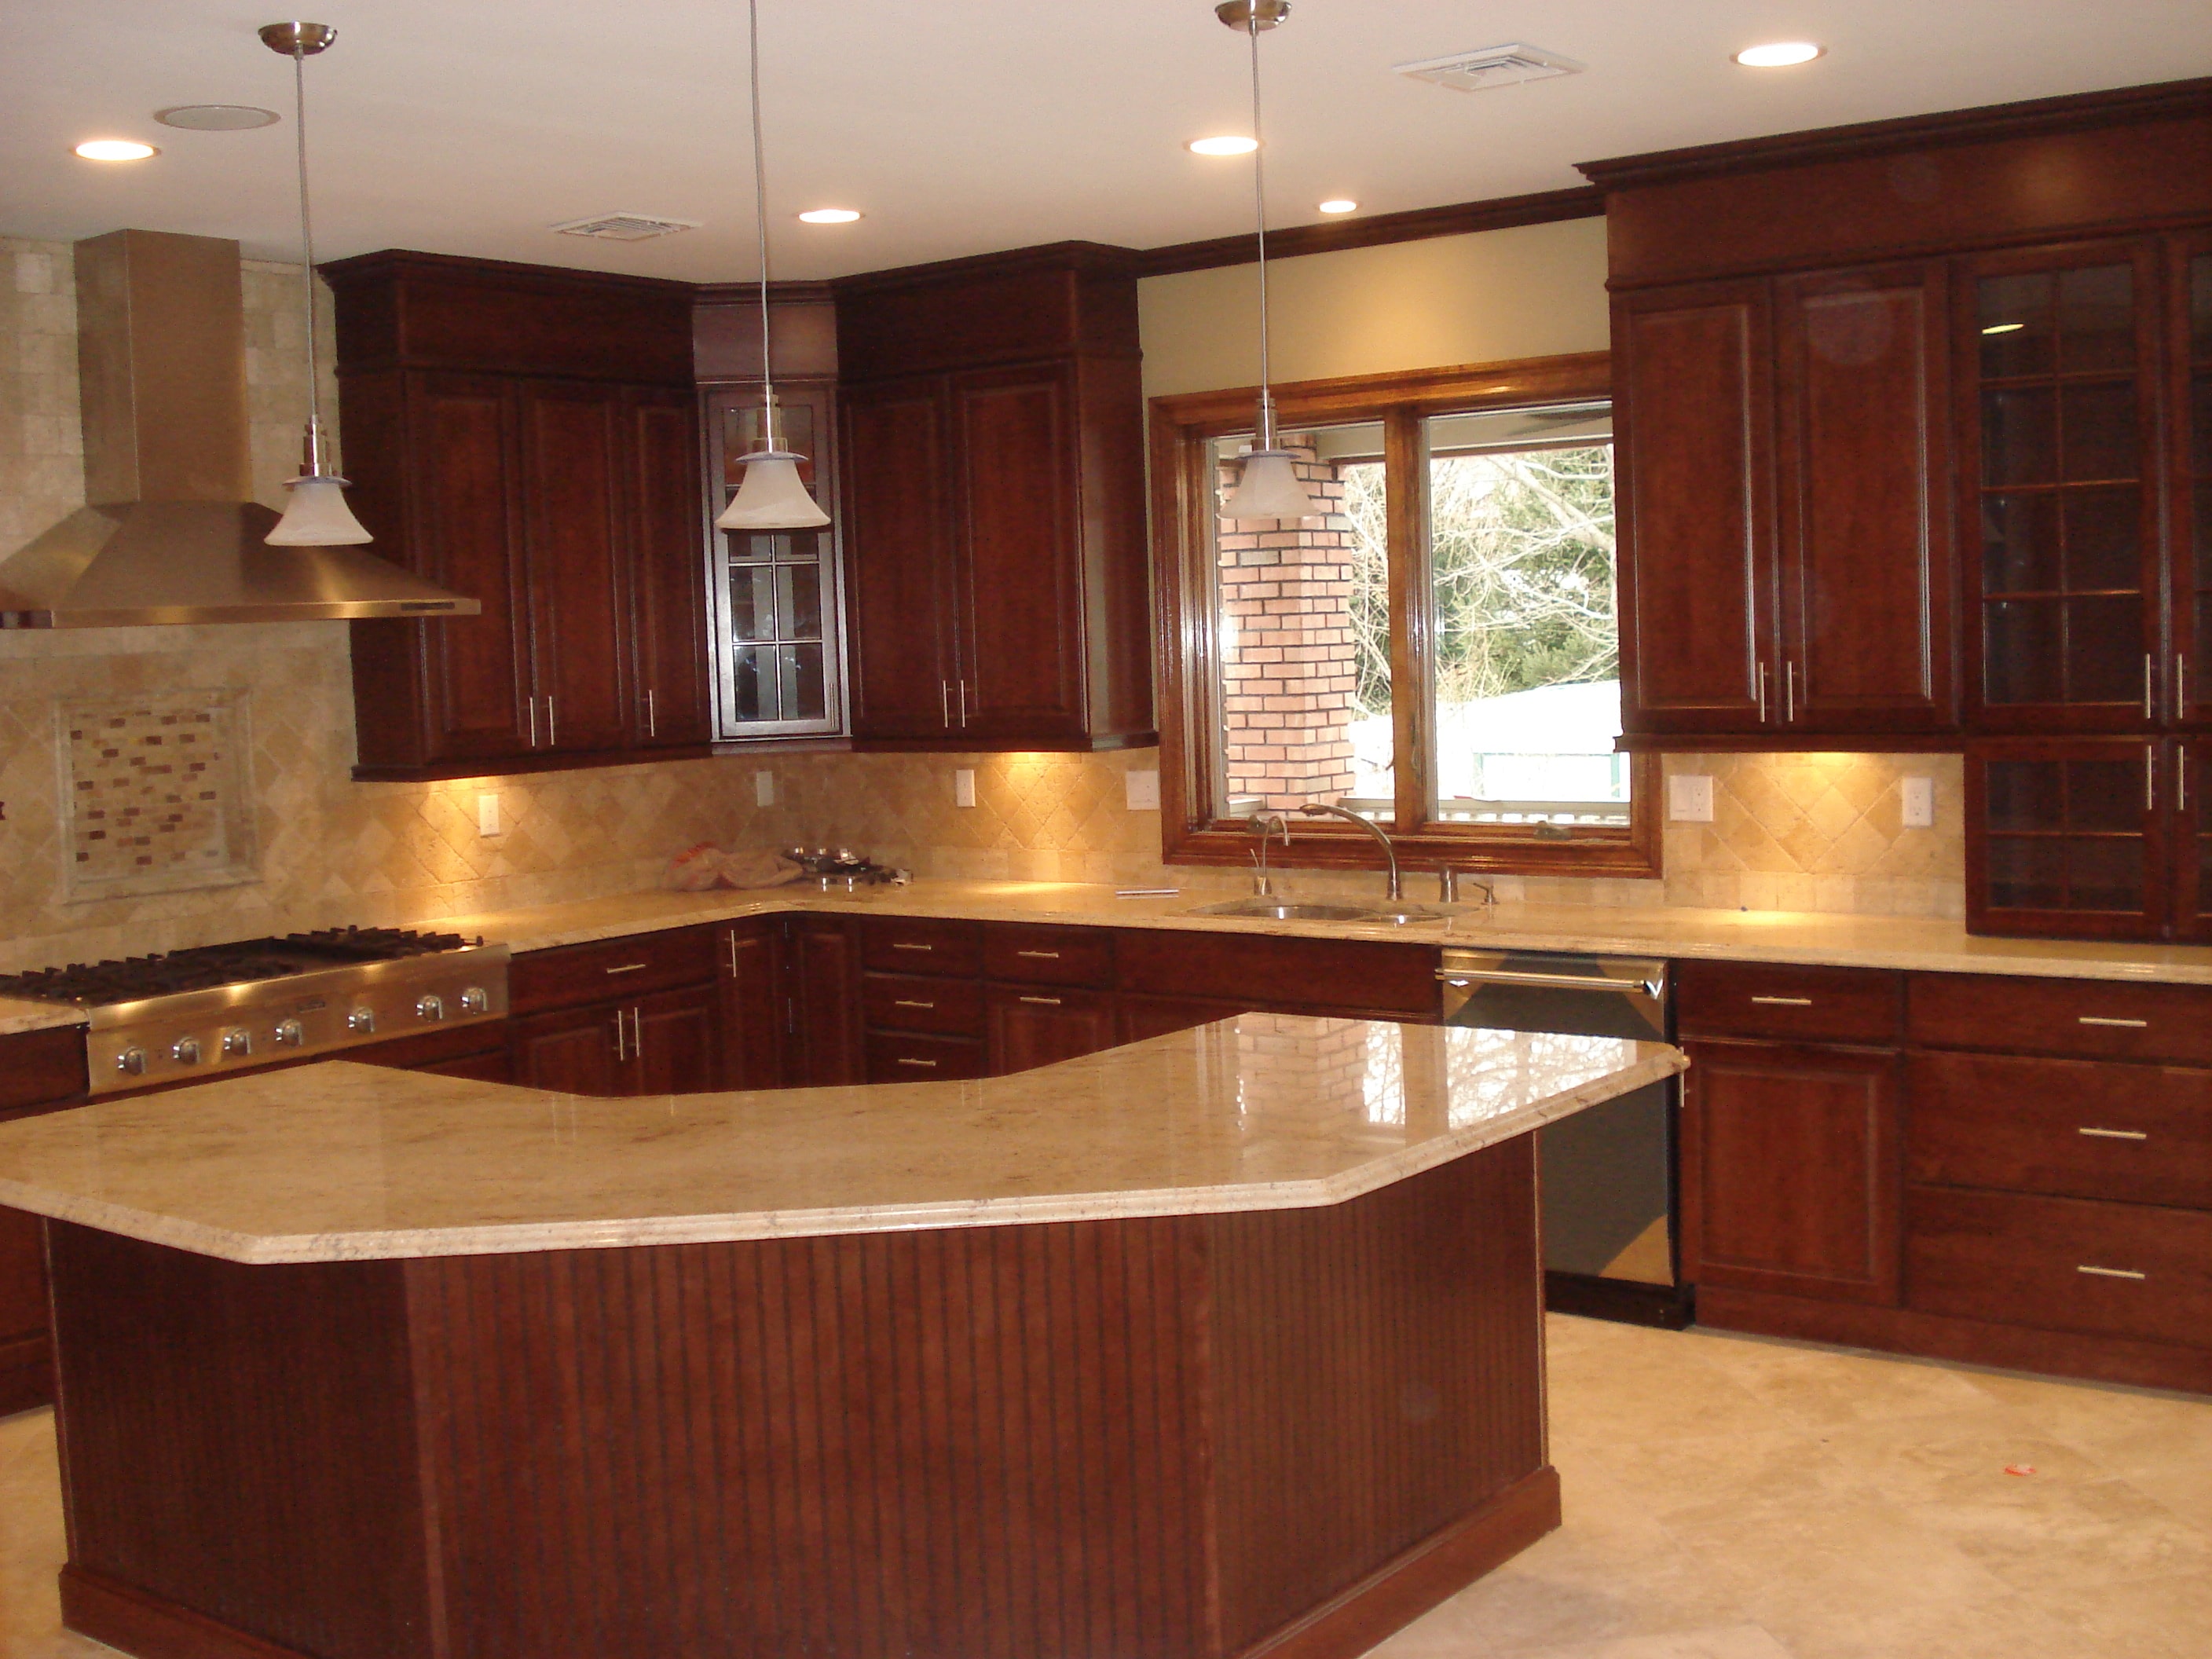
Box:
0 1013 1681 1265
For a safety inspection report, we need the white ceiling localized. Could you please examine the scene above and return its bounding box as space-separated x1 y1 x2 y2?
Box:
2 1 2209 283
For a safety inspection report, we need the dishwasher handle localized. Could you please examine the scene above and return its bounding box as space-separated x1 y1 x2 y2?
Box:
1438 966 1665 999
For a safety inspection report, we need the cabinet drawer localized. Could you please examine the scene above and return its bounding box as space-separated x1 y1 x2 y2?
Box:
1908 1052 2212 1209
866 1030 984 1082
511 925 720 1013
1907 1185 2212 1350
0 1027 88 1114
983 924 1113 987
862 972 984 1037
1676 960 1903 1044
1909 974 2212 1065
859 917 983 978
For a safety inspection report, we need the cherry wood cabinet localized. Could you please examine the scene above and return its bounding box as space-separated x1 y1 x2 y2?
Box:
511 982 721 1097
984 985 1115 1075
716 918 786 1090
0 1026 87 1415
834 247 1152 750
786 914 864 1086
1964 737 2181 939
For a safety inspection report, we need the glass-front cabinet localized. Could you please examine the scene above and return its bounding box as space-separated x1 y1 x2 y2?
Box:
1968 740 2166 938
2181 240 2212 728
703 383 846 739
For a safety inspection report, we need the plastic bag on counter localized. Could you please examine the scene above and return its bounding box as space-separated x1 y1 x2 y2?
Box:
668 844 806 892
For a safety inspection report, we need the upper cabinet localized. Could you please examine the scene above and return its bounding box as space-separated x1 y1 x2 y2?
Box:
832 247 1155 750
327 252 707 778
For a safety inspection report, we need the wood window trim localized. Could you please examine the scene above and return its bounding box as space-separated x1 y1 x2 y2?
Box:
1149 350 1662 880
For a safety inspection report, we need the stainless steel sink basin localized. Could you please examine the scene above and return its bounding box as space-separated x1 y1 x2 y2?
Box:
1360 905 1451 926
1184 899 1379 922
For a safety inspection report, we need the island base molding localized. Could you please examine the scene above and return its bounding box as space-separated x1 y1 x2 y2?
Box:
1697 1287 2212 1397
47 1136 1557 1659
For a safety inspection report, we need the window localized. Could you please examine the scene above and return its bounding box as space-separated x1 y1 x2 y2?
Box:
1152 356 1658 877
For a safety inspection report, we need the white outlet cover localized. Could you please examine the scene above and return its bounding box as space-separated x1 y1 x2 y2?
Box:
1125 768 1162 811
1668 774 1715 823
1901 776 1936 829
476 792 502 837
954 768 977 808
754 770 775 808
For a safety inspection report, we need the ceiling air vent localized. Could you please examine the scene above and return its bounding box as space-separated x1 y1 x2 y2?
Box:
1393 44 1585 93
550 212 702 242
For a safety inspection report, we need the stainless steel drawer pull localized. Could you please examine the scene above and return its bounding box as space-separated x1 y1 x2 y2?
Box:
892 942 934 953
2078 1016 2148 1028
1016 950 1062 960
1437 969 1663 997
1750 995 1814 1007
1019 995 1063 1007
892 999 936 1009
2078 1126 2149 1141
895 1057 939 1069
603 962 650 976
2077 1265 2147 1281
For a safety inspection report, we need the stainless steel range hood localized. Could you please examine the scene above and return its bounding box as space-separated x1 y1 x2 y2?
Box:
0 229 478 628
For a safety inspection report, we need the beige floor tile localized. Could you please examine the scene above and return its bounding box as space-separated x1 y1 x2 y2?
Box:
1751 1589 2079 1659
1502 1628 1793 1659
2030 1570 2212 1659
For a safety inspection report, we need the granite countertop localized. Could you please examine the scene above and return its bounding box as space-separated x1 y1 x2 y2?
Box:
434 879 2212 987
0 1014 1682 1264
0 995 82 1037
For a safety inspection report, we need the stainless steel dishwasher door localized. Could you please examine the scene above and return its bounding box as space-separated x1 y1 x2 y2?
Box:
1437 947 1686 1326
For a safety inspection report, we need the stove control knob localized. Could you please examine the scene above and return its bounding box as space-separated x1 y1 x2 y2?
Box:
415 993 446 1022
221 1027 253 1057
115 1047 147 1077
459 986 490 1016
171 1037 203 1066
346 1007 376 1035
273 1018 306 1048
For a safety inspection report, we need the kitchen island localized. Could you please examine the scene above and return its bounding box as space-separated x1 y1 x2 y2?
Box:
0 1013 1680 1659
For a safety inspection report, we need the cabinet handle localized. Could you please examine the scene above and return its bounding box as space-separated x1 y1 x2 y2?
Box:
1019 995 1063 1007
2178 654 2190 712
646 687 657 738
891 942 934 953
2144 654 2156 719
892 998 936 1009
2078 1015 2148 1029
895 1057 939 1069
604 962 651 976
2146 744 2155 811
727 931 740 976
527 696 538 748
2078 1126 2149 1141
1751 995 1813 1006
941 681 950 727
614 1008 628 1062
1015 950 1061 960
1757 662 1770 724
2077 1265 2147 1281
547 696 558 746
1785 661 1797 723
959 680 969 727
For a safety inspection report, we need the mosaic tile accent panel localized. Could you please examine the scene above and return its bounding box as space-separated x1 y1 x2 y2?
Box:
60 691 256 899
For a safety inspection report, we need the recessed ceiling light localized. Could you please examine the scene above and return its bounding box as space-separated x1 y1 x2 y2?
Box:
1317 199 1358 215
1188 135 1259 156
1733 42 1825 68
156 104 280 131
797 207 862 224
74 139 158 162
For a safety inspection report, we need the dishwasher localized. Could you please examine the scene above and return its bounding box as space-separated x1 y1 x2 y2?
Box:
1437 947 1691 1328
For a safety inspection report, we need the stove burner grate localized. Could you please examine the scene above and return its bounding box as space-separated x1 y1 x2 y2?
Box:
0 927 484 1006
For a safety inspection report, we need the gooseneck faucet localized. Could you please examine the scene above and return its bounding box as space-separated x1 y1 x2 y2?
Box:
1297 801 1401 901
1248 812 1291 895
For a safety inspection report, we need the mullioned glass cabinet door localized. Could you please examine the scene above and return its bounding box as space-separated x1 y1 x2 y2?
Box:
1966 738 2168 939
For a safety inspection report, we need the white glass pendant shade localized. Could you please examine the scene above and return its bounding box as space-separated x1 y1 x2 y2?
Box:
1221 449 1318 521
266 474 372 544
716 451 830 530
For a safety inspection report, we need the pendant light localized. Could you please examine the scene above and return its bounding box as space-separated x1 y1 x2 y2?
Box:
1214 0 1319 523
716 0 831 531
259 22 372 546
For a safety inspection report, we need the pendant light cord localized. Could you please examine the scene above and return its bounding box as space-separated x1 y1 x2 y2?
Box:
1247 8 1275 451
291 43 327 473
749 0 777 452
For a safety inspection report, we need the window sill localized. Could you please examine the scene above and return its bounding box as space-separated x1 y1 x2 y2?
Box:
1159 820 1662 881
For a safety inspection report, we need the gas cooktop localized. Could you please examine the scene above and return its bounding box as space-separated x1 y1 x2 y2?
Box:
0 927 481 1007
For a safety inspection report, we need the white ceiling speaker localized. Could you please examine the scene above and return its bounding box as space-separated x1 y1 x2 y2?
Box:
550 212 703 242
1394 44 1585 93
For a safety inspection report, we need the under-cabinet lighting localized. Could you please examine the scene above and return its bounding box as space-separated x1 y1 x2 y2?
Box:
1318 198 1358 214
74 139 159 161
1732 42 1824 68
1981 322 2027 335
1188 134 1259 156
797 207 861 223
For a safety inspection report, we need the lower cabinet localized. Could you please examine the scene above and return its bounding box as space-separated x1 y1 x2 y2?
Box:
0 1026 90 1415
716 919 787 1090
984 983 1115 1075
512 982 721 1097
787 915 863 1086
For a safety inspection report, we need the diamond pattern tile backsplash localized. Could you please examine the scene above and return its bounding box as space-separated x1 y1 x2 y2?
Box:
60 690 256 899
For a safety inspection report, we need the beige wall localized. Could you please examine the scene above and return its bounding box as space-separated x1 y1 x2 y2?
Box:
1137 215 1611 399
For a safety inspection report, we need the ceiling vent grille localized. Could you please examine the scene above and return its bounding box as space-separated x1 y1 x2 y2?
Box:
550 212 702 242
1393 44 1585 93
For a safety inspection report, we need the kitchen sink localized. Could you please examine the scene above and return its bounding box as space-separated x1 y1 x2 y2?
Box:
1360 905 1451 925
1183 899 1380 922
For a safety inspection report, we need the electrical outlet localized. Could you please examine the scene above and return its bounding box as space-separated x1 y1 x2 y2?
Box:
476 792 502 837
954 768 977 808
1667 774 1715 822
754 770 775 807
1901 776 1936 829
1124 768 1162 811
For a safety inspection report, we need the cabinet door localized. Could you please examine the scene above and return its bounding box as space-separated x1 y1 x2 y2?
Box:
1774 263 1956 732
788 916 863 1086
951 364 1085 741
984 984 1115 1075
511 1002 624 1097
630 983 723 1096
1116 992 1247 1043
518 381 632 754
1966 738 2170 940
624 388 712 748
1615 281 1777 735
2175 235 2212 729
719 921 786 1090
1961 240 2166 733
406 373 535 762
2179 738 2210 941
0 1207 48 1415
841 379 958 738
1679 1038 1901 1306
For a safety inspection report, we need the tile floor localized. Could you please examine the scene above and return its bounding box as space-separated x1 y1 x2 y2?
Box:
1 1315 2207 1658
